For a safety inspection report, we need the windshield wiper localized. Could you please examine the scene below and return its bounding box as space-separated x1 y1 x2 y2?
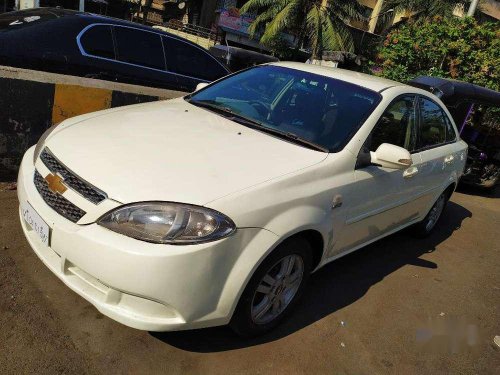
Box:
187 99 329 153
228 114 329 153
186 99 236 116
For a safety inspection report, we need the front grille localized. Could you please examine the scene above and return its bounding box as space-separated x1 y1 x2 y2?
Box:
40 149 107 204
34 170 86 223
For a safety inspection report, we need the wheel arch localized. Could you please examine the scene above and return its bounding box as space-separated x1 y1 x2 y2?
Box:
444 182 456 200
284 229 325 271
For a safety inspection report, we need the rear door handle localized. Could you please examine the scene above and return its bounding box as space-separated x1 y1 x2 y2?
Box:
444 155 455 165
403 166 419 178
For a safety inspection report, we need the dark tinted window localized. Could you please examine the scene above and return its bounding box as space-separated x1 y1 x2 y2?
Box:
369 96 417 152
80 25 115 59
418 98 447 148
164 37 228 80
189 65 380 151
114 27 165 69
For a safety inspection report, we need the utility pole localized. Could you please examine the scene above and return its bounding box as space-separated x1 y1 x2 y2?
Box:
467 0 479 16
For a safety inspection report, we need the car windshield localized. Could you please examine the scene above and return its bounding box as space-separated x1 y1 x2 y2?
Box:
187 65 381 152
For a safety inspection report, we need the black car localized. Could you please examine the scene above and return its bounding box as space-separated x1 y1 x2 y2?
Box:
0 8 230 91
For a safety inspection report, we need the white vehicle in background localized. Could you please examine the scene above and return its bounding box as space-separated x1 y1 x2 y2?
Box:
18 63 467 336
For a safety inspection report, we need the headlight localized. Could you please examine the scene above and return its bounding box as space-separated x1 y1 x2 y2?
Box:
33 124 59 163
97 202 236 244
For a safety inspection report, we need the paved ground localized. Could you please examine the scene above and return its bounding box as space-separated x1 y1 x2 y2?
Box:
1 186 499 374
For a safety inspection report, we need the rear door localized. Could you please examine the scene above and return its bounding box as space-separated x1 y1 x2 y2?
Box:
112 26 178 90
413 96 459 212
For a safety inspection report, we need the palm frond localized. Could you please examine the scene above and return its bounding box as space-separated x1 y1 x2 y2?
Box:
239 0 276 14
260 1 299 44
306 5 322 57
383 0 471 20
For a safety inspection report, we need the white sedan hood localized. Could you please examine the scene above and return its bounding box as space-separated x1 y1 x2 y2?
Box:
45 99 327 205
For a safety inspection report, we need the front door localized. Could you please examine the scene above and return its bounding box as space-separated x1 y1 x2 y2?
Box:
334 95 420 254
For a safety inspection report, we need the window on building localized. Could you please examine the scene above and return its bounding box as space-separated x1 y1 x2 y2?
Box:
164 37 228 81
114 27 165 70
80 25 115 59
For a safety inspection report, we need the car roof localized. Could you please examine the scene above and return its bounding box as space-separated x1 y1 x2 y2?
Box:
269 62 407 92
5 8 195 42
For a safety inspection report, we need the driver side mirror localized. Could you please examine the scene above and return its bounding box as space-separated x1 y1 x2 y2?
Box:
194 82 209 92
370 143 412 169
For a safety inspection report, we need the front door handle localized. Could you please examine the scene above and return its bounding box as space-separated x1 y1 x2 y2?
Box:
444 155 455 165
403 166 419 179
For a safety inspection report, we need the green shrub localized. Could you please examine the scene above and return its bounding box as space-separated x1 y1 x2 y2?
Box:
372 16 499 92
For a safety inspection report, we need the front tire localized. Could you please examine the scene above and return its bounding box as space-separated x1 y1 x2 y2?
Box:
412 191 448 237
230 237 312 337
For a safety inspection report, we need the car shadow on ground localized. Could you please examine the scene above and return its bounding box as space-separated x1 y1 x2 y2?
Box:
457 183 499 198
151 201 472 352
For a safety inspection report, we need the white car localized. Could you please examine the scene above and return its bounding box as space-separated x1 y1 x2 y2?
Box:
18 62 467 336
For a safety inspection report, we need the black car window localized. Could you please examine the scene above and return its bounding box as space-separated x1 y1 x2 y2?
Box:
164 37 228 81
418 97 448 148
80 25 115 59
114 27 165 70
368 96 417 152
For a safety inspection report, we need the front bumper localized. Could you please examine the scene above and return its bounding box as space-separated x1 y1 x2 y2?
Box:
18 146 279 331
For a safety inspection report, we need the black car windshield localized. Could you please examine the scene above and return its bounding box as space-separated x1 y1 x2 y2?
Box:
187 65 381 152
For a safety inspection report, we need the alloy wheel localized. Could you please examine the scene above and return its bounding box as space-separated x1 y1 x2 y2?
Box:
250 254 304 325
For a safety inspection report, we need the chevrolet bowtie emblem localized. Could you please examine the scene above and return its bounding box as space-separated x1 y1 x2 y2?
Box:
45 173 67 195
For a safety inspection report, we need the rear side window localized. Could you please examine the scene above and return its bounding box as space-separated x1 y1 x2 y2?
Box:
418 98 447 149
369 95 417 152
164 37 228 81
80 25 115 59
114 27 165 70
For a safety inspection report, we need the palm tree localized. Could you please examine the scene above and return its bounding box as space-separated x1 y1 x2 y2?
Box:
239 0 364 60
382 0 473 21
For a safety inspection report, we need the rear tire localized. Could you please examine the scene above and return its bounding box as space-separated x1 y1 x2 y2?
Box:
230 237 312 337
411 191 448 237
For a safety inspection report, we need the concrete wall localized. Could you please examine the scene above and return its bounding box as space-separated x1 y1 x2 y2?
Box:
0 66 186 181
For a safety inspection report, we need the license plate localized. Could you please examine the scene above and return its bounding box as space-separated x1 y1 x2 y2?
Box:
21 201 50 246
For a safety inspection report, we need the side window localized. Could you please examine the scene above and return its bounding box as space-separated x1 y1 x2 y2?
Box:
164 37 228 81
80 25 115 59
368 96 417 152
418 98 447 148
114 27 165 70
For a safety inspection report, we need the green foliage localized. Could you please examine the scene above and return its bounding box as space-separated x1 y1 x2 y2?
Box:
240 0 364 59
382 0 471 21
372 16 499 92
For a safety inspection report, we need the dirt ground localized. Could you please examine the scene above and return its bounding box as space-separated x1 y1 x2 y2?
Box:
0 186 499 375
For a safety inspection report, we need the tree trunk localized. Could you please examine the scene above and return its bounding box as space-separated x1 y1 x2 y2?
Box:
143 0 153 25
